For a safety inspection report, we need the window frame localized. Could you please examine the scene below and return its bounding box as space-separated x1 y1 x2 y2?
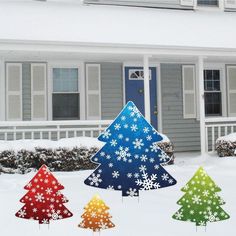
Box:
48 62 85 121
203 64 227 118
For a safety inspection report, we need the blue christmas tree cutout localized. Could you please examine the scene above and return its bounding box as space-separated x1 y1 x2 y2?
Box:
84 101 177 197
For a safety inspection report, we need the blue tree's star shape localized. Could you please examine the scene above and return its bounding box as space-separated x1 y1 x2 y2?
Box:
84 101 177 197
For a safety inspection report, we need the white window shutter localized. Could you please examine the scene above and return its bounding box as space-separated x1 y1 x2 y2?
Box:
31 63 47 120
86 64 101 120
225 0 236 9
227 66 236 116
180 0 194 6
6 63 22 121
182 65 196 119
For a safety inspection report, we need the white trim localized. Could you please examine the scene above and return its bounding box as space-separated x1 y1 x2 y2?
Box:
48 61 85 120
31 63 47 121
6 63 22 121
144 55 151 123
85 64 101 120
156 62 162 133
198 56 206 155
182 65 197 119
0 60 5 121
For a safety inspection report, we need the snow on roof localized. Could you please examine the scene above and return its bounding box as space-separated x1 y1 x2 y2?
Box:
0 0 236 49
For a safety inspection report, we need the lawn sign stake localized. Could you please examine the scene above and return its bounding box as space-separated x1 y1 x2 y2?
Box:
84 101 177 197
172 166 230 229
78 194 115 233
15 164 73 225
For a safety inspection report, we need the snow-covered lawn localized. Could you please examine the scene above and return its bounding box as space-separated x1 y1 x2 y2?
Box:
0 152 235 236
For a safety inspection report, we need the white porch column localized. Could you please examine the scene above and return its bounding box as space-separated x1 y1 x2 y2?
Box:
143 55 151 123
198 56 206 155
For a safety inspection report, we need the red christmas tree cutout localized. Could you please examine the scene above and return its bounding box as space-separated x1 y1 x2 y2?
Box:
15 164 73 224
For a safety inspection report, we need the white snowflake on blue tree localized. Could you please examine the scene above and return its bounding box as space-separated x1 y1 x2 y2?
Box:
84 101 177 197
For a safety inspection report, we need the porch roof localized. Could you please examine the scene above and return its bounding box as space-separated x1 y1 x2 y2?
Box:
1 0 236 52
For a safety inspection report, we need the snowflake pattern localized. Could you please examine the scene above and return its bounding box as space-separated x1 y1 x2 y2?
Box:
172 167 230 226
85 101 177 197
15 164 73 224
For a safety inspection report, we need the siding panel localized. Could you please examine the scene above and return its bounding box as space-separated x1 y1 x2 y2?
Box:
101 63 123 120
161 64 200 152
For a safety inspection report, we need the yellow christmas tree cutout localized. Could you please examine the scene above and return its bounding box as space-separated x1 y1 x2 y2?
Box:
78 194 115 232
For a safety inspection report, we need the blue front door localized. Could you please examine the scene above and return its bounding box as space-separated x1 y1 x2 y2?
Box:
125 67 158 129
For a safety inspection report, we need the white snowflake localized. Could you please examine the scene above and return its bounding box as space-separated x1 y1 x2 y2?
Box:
133 138 144 149
115 146 131 162
35 193 44 202
124 124 129 129
18 209 26 218
42 219 49 224
99 222 109 230
126 188 138 197
129 106 141 118
134 173 140 178
121 116 126 121
160 154 170 162
114 123 121 130
192 195 201 204
32 208 38 213
112 171 120 178
88 173 102 186
135 170 160 190
139 165 147 172
149 158 155 163
118 134 124 139
100 152 105 157
45 188 53 195
202 190 209 196
150 142 159 152
174 211 183 220
107 185 114 190
110 139 117 147
108 163 113 168
131 124 138 132
146 135 152 141
127 173 132 178
102 129 111 139
143 127 150 133
140 155 148 162
161 173 169 181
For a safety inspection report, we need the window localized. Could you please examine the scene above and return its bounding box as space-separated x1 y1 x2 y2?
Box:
198 0 218 6
52 68 80 120
128 69 152 80
204 69 222 116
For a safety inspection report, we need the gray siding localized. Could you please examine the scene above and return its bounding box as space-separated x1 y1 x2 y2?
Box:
84 0 193 9
22 63 31 121
161 64 200 152
101 63 123 119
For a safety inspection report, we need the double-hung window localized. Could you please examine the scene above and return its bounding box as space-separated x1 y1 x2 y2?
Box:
204 69 222 116
52 68 80 120
197 0 218 6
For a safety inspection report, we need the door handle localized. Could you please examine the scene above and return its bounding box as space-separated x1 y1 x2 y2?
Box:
154 111 158 115
138 89 144 94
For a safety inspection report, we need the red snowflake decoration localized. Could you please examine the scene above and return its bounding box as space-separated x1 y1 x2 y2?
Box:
15 164 73 224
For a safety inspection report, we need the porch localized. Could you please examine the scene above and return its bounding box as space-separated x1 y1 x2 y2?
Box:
1 42 236 154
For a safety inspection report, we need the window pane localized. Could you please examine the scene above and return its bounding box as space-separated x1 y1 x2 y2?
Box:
205 92 221 116
53 94 80 120
198 0 218 6
204 69 220 91
53 68 78 92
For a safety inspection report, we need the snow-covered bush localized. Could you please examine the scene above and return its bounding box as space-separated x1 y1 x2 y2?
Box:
0 137 175 174
216 133 236 157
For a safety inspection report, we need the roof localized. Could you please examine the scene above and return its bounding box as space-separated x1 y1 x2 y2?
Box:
1 0 236 50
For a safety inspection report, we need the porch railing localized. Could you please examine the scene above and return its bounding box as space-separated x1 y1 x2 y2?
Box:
0 120 112 141
205 118 236 153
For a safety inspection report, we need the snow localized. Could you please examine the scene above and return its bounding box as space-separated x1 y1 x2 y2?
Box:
217 133 236 142
0 1 236 49
0 152 235 235
0 132 168 153
0 137 104 153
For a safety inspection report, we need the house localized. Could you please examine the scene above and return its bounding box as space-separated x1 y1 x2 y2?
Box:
0 0 236 154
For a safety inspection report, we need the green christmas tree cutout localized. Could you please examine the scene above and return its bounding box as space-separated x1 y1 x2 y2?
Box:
172 167 230 227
